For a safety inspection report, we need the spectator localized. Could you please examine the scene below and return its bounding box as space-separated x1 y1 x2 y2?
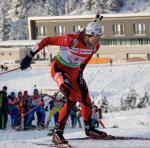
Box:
17 91 24 129
70 106 77 128
0 86 8 130
22 90 32 129
91 102 99 127
8 92 19 129
3 64 8 71
46 92 65 128
32 88 46 128
76 105 82 128
0 65 4 71
110 58 113 66
25 89 46 129
92 102 105 128
42 49 46 60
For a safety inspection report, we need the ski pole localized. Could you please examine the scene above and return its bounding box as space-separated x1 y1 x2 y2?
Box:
15 96 52 130
0 67 20 76
22 96 52 118
22 94 56 118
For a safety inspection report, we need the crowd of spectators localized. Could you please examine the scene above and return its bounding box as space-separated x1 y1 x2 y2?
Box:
0 86 104 131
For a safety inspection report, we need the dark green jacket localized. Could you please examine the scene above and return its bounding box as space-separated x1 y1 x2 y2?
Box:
0 91 8 112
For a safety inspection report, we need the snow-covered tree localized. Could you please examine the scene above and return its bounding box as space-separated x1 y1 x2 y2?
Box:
121 88 140 110
137 91 150 108
65 0 79 13
0 0 12 40
110 0 124 12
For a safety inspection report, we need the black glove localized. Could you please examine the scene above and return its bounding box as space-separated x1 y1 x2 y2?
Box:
20 50 35 70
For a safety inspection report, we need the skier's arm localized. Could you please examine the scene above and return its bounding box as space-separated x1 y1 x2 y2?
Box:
20 35 72 70
33 35 71 54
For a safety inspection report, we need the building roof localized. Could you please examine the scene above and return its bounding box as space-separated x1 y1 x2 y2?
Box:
28 13 150 21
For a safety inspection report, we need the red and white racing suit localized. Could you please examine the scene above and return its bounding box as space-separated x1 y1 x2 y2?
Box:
34 32 100 129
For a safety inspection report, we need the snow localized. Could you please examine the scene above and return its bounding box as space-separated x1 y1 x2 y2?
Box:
1 0 150 147
121 0 150 13
0 108 150 148
1 62 150 147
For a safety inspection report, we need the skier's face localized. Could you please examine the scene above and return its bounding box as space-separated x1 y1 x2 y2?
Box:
86 34 101 46
90 35 101 45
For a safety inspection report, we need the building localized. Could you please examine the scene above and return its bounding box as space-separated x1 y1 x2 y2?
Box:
28 13 150 63
0 40 38 68
1 13 150 67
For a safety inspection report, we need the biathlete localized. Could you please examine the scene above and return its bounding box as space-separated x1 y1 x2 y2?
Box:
20 18 107 145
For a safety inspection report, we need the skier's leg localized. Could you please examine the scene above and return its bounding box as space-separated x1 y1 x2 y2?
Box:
77 73 107 138
52 84 77 144
51 60 83 144
56 76 77 127
76 72 92 124
51 71 77 144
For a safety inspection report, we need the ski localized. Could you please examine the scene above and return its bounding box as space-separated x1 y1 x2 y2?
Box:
31 142 72 148
107 135 150 140
29 135 150 148
67 135 150 141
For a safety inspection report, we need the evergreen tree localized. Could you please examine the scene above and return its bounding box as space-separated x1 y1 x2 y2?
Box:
0 0 12 40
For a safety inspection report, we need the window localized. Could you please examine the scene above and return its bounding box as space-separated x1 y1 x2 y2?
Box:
112 24 125 35
101 38 150 46
101 25 105 36
36 26 47 37
55 25 65 36
133 24 145 35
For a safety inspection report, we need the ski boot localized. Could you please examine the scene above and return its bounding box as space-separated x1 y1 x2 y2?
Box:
84 123 107 139
52 126 68 145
